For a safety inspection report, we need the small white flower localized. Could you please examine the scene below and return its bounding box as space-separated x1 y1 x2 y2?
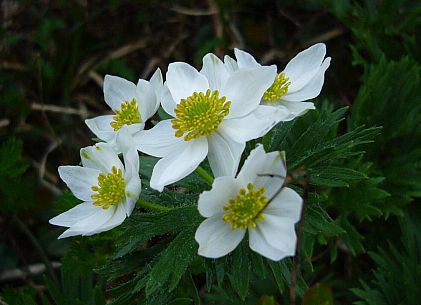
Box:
133 55 286 191
85 68 163 148
195 145 302 261
49 129 141 238
232 43 331 121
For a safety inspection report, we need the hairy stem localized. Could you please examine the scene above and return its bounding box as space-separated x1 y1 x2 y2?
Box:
195 166 214 185
137 199 172 211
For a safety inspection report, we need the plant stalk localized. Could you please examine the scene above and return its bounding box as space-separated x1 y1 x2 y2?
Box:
195 166 214 186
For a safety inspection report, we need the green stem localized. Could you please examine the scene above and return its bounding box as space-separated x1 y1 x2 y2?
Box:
13 215 59 286
137 199 172 211
195 166 214 186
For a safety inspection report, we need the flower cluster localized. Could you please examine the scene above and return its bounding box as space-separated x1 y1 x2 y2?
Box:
50 43 330 261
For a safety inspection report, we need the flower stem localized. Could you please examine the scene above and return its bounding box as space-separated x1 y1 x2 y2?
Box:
195 166 214 186
137 199 172 211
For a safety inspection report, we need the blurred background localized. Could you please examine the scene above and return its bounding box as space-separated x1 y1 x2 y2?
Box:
1 0 421 304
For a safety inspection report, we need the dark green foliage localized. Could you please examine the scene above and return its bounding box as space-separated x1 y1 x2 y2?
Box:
0 287 39 305
322 0 421 64
350 58 421 211
227 241 250 300
145 226 198 296
352 207 421 305
2 0 421 304
114 206 201 258
0 137 37 213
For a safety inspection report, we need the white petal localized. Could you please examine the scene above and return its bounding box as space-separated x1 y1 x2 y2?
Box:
161 84 176 117
221 65 277 119
136 79 158 120
195 215 246 258
198 176 241 217
116 126 141 211
104 75 138 111
149 68 164 101
85 115 115 142
122 149 141 216
123 198 136 218
219 105 288 142
223 55 239 73
257 214 297 254
49 202 99 227
133 120 183 157
234 48 260 69
207 132 245 177
80 143 124 173
236 145 286 198
166 62 209 103
282 43 326 87
265 187 302 223
249 222 295 261
150 137 208 191
267 101 315 121
88 203 127 234
282 57 331 102
58 206 115 238
125 122 145 135
200 53 230 91
58 166 100 201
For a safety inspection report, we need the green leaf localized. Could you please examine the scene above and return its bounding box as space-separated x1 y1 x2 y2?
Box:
228 242 250 300
305 204 344 237
145 226 198 296
268 259 307 296
309 166 367 187
168 298 193 305
114 206 201 258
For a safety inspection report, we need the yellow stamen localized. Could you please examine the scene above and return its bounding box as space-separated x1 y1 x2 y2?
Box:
262 73 291 102
223 183 268 230
91 166 126 209
110 98 142 131
172 89 231 141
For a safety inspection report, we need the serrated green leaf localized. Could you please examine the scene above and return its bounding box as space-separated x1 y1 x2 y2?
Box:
145 226 198 296
268 258 307 296
309 166 367 187
228 242 250 300
114 206 201 258
304 204 344 237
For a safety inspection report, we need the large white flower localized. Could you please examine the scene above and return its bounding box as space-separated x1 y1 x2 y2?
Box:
133 55 287 191
231 43 331 121
85 68 163 147
49 129 141 238
195 145 302 261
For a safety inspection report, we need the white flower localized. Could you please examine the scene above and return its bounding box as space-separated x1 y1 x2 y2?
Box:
133 55 286 191
49 129 141 238
195 145 302 261
232 43 331 121
85 68 163 148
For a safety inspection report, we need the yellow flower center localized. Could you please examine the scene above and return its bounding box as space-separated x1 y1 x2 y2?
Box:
91 166 126 209
262 73 291 102
110 98 142 131
223 183 268 230
172 89 231 141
